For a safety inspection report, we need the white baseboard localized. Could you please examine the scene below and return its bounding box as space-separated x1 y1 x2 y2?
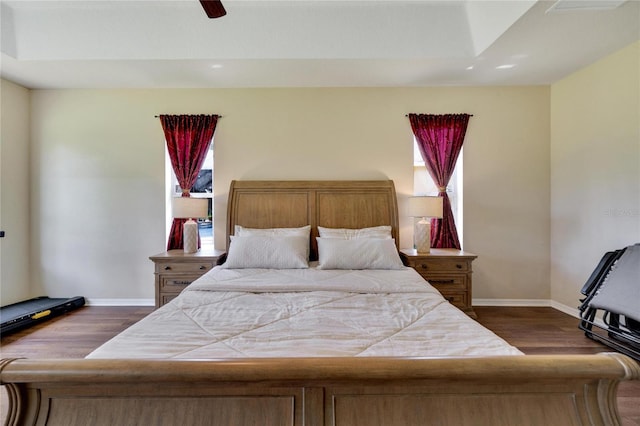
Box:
549 300 581 319
84 297 599 326
550 300 608 328
472 298 552 307
85 298 155 307
93 298 555 308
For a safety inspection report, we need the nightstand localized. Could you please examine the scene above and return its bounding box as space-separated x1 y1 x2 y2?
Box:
400 248 478 319
150 247 225 308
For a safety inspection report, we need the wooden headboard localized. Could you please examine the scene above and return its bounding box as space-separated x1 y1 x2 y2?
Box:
226 180 399 259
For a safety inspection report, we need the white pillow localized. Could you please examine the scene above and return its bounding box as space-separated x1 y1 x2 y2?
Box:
223 235 309 269
317 225 392 240
316 237 404 270
235 224 311 237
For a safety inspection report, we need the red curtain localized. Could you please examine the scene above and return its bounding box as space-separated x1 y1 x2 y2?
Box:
409 113 471 249
160 114 219 250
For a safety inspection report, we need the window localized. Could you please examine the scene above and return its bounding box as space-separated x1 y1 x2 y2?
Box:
413 140 463 242
165 143 214 246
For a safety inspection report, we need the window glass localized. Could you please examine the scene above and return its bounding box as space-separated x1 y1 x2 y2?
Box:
166 143 214 246
413 140 463 242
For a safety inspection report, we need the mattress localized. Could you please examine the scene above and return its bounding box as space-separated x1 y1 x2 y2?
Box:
88 265 522 359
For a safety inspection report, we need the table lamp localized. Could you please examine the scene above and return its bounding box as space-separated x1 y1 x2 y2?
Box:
408 196 443 253
172 197 208 253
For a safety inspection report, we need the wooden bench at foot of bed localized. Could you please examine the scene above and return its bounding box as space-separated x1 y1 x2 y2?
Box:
2 353 638 426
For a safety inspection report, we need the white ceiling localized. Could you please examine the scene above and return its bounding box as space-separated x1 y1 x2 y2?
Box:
1 0 638 89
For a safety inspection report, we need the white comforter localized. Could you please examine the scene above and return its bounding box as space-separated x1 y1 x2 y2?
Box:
87 265 522 359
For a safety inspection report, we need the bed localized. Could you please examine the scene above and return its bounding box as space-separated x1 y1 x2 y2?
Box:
1 180 638 425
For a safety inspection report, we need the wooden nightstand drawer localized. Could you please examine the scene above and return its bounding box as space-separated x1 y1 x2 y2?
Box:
161 294 179 306
439 291 468 309
159 275 203 292
155 262 213 274
409 259 470 273
423 275 466 289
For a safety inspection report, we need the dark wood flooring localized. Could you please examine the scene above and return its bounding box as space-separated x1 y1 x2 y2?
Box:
1 306 638 425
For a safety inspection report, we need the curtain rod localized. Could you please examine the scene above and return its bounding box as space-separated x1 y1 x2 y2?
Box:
154 114 223 118
404 114 473 117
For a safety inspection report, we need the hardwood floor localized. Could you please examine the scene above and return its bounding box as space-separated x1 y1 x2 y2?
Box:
1 306 153 359
1 306 638 425
477 307 640 426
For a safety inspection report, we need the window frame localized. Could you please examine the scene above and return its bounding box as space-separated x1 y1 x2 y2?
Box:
413 140 463 245
165 144 214 247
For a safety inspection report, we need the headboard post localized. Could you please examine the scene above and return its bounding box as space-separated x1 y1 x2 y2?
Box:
226 180 399 259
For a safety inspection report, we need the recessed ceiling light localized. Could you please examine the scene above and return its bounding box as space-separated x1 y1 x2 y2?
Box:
210 64 223 69
496 64 516 70
466 65 474 70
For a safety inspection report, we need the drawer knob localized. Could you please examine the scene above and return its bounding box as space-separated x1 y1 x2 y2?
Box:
164 266 172 271
199 265 207 270
456 264 462 269
420 264 428 269
446 296 455 303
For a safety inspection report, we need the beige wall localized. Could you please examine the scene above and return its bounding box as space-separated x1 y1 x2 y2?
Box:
0 79 31 305
550 41 640 309
463 87 550 300
6 41 637 306
26 86 550 303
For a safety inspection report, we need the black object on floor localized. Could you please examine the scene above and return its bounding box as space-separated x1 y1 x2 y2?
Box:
1 296 85 335
579 243 640 361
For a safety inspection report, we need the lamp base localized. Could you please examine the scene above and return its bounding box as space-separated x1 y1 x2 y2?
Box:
183 219 198 254
414 218 431 254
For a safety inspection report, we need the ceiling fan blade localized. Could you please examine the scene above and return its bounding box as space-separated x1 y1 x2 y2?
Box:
200 0 226 18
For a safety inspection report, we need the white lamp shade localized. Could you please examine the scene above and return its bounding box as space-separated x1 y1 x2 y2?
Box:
408 196 443 218
172 197 208 219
